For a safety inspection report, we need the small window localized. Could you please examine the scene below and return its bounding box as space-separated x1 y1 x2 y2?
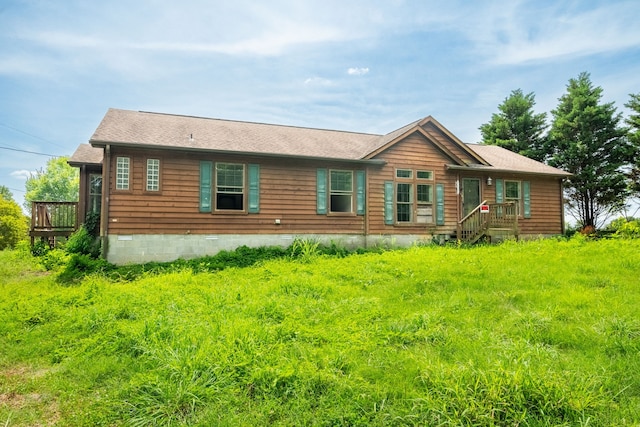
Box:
396 183 412 222
116 157 129 190
330 170 353 213
396 169 412 179
89 173 102 213
146 159 160 191
505 180 521 215
216 163 244 210
417 170 433 180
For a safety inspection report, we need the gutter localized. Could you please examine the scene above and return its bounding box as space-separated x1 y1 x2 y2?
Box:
445 164 572 178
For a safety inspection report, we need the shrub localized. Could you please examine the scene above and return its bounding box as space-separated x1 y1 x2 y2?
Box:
57 253 112 283
66 225 101 258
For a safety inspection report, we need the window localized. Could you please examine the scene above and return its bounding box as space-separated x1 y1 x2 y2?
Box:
393 168 434 223
505 180 521 214
89 173 102 214
216 163 244 210
330 170 353 213
146 159 160 191
116 157 130 190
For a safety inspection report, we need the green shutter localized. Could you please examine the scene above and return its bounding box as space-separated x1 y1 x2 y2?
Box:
495 179 504 204
199 161 212 212
248 164 260 213
356 170 366 215
316 169 327 214
384 181 394 225
523 181 531 218
436 183 445 226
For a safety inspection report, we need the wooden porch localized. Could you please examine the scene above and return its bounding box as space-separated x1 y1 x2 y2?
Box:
457 201 519 244
29 201 79 248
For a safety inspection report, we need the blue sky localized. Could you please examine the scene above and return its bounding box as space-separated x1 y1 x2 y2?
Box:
1 0 639 210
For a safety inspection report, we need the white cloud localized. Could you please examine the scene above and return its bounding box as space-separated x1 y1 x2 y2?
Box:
304 77 334 87
347 67 369 76
10 170 33 180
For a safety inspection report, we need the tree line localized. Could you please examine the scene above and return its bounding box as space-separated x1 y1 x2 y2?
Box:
479 72 639 230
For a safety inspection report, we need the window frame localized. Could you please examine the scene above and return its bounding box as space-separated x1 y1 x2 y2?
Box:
214 162 246 212
145 158 161 192
394 168 435 224
89 173 102 214
329 169 354 214
115 156 130 191
504 180 522 215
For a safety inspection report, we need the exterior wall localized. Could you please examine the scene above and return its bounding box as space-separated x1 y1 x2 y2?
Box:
105 147 368 237
367 131 460 236
456 171 566 236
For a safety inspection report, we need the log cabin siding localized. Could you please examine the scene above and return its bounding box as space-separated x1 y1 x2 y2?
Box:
367 132 460 235
106 147 368 236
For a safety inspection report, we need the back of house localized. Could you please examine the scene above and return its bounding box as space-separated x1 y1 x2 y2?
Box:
69 109 570 264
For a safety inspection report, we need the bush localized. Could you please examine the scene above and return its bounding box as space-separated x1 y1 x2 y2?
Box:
57 253 112 283
66 226 101 258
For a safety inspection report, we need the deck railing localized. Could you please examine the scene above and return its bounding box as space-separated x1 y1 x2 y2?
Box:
457 202 518 243
30 201 79 246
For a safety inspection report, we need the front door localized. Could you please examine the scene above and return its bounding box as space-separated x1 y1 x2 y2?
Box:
462 178 481 217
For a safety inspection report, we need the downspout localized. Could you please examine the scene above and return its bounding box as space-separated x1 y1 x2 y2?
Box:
100 144 111 258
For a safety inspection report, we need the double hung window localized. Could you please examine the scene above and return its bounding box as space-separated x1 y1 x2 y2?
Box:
216 163 245 210
395 169 434 224
330 170 353 213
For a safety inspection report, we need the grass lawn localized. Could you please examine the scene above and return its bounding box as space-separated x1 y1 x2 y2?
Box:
1 237 639 426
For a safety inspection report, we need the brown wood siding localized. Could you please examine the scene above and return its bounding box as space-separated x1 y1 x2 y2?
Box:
105 148 366 235
422 122 479 165
457 171 565 235
367 133 459 235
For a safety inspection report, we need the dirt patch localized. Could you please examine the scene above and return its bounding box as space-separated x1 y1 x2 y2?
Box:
0 365 61 426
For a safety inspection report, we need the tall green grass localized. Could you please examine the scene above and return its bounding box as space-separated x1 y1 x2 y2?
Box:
1 237 639 426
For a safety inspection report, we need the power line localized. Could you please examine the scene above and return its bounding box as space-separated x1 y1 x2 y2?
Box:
0 121 67 149
0 145 58 157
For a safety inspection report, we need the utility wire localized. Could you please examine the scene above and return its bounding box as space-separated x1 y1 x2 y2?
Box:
0 145 58 157
0 121 67 149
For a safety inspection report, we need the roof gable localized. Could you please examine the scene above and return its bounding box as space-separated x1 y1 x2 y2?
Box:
362 116 487 166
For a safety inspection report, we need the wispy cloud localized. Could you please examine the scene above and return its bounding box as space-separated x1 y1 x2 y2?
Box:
10 170 32 180
347 67 369 76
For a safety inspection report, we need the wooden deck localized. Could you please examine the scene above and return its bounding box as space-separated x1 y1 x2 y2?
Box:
29 201 79 247
457 201 518 243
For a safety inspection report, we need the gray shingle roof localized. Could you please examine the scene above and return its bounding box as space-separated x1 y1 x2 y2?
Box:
90 109 382 160
83 108 569 177
464 144 571 177
68 143 103 165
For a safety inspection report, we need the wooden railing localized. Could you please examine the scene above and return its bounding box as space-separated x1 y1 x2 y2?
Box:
30 201 79 247
457 201 518 243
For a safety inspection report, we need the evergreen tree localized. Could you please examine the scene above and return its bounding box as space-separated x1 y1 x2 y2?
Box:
624 93 640 196
479 89 547 161
547 72 632 229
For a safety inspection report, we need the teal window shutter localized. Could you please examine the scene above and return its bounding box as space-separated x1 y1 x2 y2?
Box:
384 181 394 225
248 164 260 213
436 183 445 225
199 161 212 212
523 181 531 218
356 170 366 215
317 169 327 214
495 179 504 204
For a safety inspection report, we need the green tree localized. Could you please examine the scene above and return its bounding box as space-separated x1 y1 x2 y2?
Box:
0 194 29 249
625 93 640 196
547 72 632 229
24 157 79 212
479 89 548 161
0 185 14 202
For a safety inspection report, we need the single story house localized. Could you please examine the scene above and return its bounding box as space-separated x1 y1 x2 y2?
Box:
69 108 570 265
